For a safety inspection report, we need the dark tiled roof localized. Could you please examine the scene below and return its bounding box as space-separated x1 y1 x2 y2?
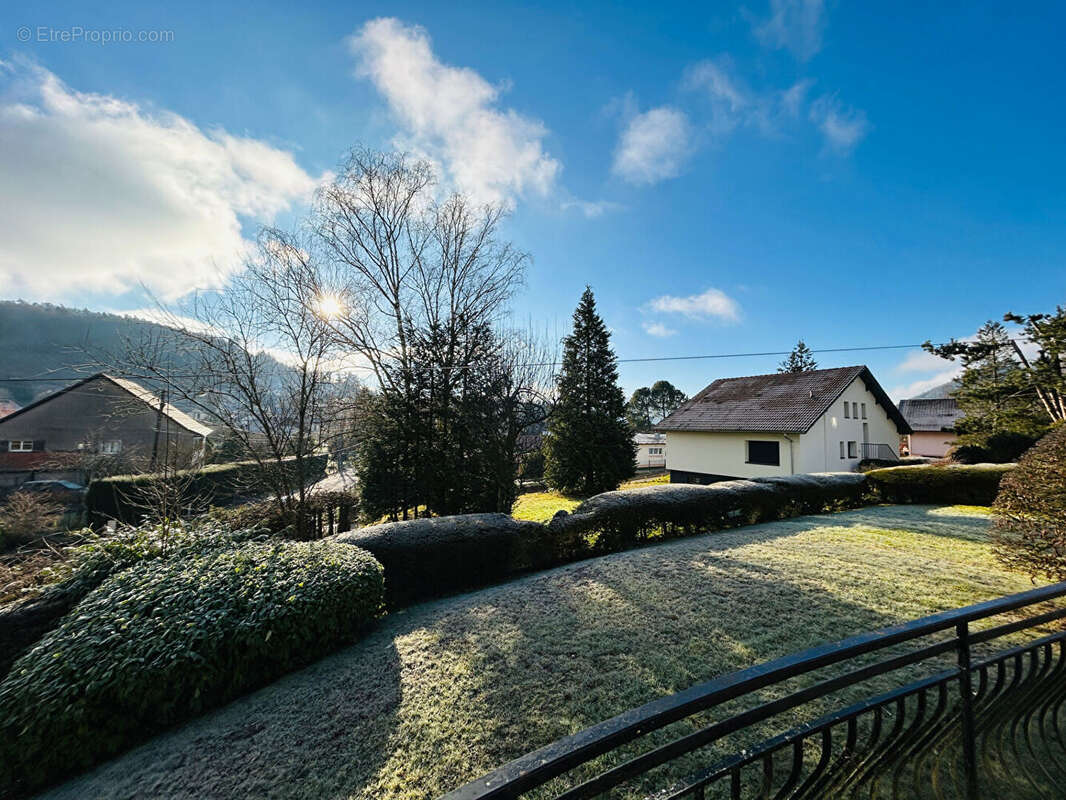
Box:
0 373 212 438
656 365 911 434
898 398 963 432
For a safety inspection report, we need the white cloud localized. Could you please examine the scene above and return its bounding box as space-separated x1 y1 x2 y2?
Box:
683 59 814 137
809 94 870 153
348 18 560 207
754 0 827 61
648 288 740 322
561 199 622 218
888 368 962 403
612 106 693 185
642 321 678 338
0 62 320 301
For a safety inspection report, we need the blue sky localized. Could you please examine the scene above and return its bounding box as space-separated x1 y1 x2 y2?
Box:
1 0 1064 399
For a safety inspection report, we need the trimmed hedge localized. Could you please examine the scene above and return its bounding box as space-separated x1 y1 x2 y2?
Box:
0 522 267 680
0 538 383 796
85 455 328 526
549 473 867 558
864 463 1014 505
336 513 551 608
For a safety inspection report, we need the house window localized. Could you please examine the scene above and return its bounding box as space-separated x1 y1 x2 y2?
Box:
861 403 867 419
840 441 846 459
852 402 858 419
649 447 663 455
747 440 780 466
8 440 34 452
843 403 849 418
848 441 858 459
101 440 122 454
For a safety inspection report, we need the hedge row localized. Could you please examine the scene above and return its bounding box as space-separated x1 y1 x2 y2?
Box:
335 465 1013 611
864 463 1013 505
85 455 328 526
0 538 383 796
336 513 550 608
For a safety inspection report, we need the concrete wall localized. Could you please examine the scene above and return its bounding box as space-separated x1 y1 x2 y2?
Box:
799 376 901 472
665 430 795 480
0 376 202 466
908 431 956 458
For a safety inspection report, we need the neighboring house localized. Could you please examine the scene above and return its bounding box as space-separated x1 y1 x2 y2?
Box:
0 373 212 487
656 366 911 484
634 432 667 469
898 398 963 458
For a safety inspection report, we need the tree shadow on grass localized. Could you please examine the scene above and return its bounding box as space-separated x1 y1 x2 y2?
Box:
39 505 999 800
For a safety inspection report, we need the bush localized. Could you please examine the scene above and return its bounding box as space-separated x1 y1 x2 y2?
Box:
85 455 328 526
0 492 62 551
549 473 867 557
864 463 1013 505
0 539 384 796
992 426 1066 580
0 521 266 685
951 431 1040 464
336 513 551 608
205 489 359 538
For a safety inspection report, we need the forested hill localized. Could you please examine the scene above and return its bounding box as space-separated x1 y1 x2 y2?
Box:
0 301 291 408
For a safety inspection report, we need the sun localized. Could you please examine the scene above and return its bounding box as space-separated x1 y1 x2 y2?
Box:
314 293 344 319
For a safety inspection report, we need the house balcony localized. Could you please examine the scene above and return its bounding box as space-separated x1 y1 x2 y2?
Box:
859 442 900 462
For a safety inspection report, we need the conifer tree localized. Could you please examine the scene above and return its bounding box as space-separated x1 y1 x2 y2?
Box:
545 287 636 495
778 340 818 373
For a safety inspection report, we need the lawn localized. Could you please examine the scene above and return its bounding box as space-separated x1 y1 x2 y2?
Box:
41 505 1044 800
511 472 670 523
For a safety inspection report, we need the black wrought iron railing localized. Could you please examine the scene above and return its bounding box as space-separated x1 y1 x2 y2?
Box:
442 582 1066 800
859 442 900 461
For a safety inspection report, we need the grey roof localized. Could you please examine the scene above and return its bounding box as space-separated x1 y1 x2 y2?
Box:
655 365 911 435
898 398 963 432
0 373 212 438
634 432 666 445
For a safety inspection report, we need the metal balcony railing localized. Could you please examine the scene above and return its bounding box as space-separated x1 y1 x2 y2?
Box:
859 442 900 462
442 581 1066 800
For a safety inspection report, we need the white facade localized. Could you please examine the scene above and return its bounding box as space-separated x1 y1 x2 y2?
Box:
666 375 901 480
634 433 667 469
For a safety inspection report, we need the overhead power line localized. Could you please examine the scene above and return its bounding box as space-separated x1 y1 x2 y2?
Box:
0 339 1033 383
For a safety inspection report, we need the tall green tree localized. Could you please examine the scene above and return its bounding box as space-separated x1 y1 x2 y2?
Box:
626 380 687 431
778 340 818 373
545 287 636 495
924 321 1050 461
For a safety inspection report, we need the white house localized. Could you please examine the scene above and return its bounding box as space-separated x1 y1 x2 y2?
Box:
634 432 666 469
898 398 963 458
655 366 912 483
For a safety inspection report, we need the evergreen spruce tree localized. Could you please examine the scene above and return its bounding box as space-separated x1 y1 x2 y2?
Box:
778 340 818 373
545 287 636 495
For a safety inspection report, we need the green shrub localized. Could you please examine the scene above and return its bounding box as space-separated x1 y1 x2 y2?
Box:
336 513 551 608
992 426 1066 580
0 521 266 680
549 473 867 557
952 431 1040 464
205 489 359 538
864 463 1013 505
85 455 328 526
0 539 383 796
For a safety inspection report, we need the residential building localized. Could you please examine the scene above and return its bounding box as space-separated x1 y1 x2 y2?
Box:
0 373 211 486
898 398 963 458
656 366 911 483
634 432 666 469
